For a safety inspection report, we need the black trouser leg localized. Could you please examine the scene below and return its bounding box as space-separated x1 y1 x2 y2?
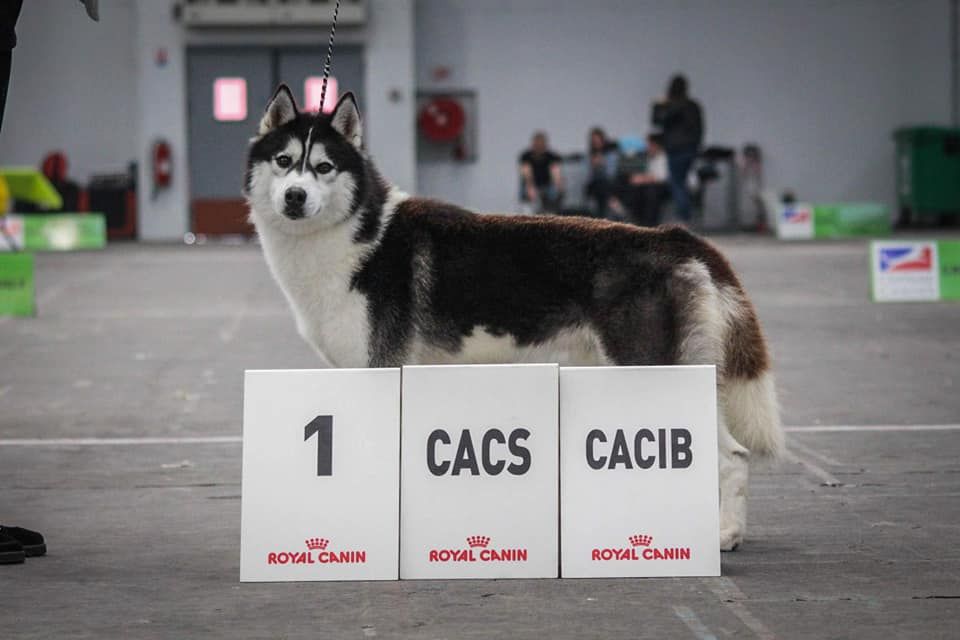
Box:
0 51 11 133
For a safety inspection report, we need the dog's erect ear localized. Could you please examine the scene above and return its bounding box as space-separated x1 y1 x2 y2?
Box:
259 84 298 135
330 92 362 149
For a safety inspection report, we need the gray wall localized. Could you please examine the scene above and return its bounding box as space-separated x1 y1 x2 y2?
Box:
3 1 953 232
1 0 137 182
415 0 954 214
3 0 416 240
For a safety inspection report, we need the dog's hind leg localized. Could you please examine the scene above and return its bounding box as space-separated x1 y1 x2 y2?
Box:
718 413 749 551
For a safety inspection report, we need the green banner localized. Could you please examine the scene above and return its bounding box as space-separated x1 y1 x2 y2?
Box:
939 241 960 301
813 203 890 238
0 252 35 316
0 214 107 251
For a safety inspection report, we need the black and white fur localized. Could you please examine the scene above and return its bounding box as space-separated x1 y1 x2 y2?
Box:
245 86 783 551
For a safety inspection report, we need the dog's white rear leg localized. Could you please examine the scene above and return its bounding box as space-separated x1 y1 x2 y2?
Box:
719 414 749 551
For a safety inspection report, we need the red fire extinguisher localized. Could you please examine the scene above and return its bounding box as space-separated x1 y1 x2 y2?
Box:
151 139 172 198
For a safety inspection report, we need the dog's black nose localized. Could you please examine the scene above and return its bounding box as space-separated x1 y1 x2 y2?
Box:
285 188 307 206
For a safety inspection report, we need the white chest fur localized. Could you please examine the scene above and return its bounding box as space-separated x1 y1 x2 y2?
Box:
257 223 371 367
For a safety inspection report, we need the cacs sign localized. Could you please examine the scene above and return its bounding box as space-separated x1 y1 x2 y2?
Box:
560 366 720 578
240 369 401 582
400 364 559 579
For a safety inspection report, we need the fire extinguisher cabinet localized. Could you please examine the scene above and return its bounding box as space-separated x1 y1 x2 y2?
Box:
894 126 960 223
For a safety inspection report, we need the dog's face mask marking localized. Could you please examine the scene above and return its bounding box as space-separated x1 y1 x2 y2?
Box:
245 85 364 233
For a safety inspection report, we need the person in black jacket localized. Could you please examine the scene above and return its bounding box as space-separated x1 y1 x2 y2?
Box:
651 74 704 224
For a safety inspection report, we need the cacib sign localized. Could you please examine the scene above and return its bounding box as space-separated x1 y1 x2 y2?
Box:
560 366 720 578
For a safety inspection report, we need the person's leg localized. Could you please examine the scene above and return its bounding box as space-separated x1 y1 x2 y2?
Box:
0 51 11 133
637 184 663 227
668 151 696 223
594 177 612 218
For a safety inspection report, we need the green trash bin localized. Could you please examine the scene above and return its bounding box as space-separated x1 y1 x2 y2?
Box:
894 127 960 224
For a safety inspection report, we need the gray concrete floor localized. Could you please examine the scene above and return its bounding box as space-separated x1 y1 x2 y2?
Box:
1 237 959 639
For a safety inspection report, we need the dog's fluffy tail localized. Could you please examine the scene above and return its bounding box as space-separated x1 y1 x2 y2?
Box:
672 253 784 458
719 289 784 458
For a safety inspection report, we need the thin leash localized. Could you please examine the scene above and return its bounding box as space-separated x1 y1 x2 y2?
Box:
319 0 341 114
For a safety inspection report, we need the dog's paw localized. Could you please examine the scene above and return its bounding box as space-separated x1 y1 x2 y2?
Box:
720 528 743 552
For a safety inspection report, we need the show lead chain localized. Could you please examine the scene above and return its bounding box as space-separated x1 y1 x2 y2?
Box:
319 0 341 114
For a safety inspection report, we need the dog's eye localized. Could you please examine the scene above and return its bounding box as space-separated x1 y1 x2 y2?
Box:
275 154 292 168
315 162 334 175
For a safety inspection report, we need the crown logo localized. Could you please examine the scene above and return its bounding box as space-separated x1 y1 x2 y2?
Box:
305 537 329 550
466 535 491 548
629 534 653 547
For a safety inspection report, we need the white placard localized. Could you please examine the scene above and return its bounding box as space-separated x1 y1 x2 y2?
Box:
240 369 401 581
0 215 25 251
871 240 940 302
560 366 720 578
400 364 559 579
776 203 814 240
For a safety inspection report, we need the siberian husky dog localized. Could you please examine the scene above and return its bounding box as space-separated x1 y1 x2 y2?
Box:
245 86 783 551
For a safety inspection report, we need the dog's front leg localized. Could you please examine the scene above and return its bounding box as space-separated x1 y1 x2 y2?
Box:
718 417 750 551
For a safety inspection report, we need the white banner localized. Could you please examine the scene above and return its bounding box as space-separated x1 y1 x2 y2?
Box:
560 366 720 578
775 203 814 240
0 215 25 252
240 369 401 581
871 240 940 302
400 364 559 579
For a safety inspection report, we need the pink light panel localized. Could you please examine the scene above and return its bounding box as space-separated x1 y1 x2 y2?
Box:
213 77 248 122
304 76 338 113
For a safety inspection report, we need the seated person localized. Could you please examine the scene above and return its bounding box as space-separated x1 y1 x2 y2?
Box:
583 127 619 218
610 134 669 226
519 131 565 214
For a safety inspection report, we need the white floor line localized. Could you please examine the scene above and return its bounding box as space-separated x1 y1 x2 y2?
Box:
785 424 960 432
0 436 241 446
672 605 718 640
786 437 843 467
702 578 777 640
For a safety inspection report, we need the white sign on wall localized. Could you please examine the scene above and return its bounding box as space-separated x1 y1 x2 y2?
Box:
240 369 401 582
776 203 814 240
870 240 940 302
400 364 559 579
560 366 720 578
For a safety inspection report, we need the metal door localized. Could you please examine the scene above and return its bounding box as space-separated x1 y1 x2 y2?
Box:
187 47 273 234
276 46 365 114
186 46 364 235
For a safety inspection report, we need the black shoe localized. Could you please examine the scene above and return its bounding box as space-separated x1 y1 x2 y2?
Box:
0 529 25 564
0 526 46 557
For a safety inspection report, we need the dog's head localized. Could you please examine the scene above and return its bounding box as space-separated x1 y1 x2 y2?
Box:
245 84 365 233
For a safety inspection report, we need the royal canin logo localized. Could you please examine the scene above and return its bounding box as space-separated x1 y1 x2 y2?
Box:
266 537 366 565
879 246 933 273
429 536 528 563
782 206 811 223
592 535 691 561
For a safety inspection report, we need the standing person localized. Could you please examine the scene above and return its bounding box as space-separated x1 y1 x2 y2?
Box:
652 74 703 224
519 131 565 214
584 127 619 218
0 0 97 565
